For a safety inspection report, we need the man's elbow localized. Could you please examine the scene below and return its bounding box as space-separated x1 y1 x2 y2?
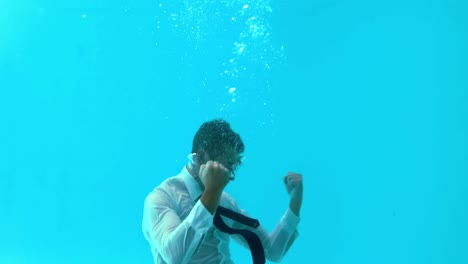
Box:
153 237 185 264
158 245 185 264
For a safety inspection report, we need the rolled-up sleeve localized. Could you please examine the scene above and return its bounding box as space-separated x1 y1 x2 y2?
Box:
142 188 214 264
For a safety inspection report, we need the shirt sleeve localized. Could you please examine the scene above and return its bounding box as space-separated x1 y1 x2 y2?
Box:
226 195 300 263
142 188 214 264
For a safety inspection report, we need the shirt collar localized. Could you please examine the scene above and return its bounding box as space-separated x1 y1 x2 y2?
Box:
180 165 203 201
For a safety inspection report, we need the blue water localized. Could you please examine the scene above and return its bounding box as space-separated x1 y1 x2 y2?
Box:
1 0 467 263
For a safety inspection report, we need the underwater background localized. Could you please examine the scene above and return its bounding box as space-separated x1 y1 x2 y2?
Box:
0 0 467 263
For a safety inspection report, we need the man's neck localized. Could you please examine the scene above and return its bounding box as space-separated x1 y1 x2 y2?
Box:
186 164 205 191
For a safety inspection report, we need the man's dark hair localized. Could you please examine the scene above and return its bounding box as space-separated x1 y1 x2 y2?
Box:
192 119 244 159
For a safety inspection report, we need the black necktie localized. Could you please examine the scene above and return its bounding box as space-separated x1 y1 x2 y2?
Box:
213 206 266 264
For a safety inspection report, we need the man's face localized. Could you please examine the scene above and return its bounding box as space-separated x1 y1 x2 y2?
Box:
204 146 243 178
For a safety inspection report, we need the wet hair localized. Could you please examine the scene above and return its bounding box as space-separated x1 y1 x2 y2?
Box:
191 119 244 160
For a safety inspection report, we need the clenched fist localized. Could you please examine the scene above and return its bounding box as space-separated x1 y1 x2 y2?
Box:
199 161 230 193
284 172 303 216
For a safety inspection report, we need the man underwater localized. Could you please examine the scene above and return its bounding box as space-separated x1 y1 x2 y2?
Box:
142 119 303 263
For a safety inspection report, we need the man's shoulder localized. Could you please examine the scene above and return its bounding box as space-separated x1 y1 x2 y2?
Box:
145 174 185 199
153 175 184 192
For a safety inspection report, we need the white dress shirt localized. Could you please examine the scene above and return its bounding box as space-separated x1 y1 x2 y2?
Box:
142 166 300 264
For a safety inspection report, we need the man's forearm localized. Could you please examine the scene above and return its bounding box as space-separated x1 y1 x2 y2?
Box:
289 198 302 217
200 189 223 214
